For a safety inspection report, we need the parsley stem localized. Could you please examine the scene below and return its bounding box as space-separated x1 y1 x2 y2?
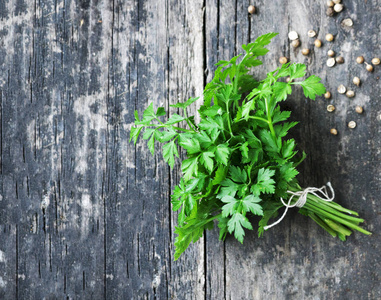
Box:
248 116 269 124
264 97 277 140
226 102 234 137
182 108 198 133
152 124 194 133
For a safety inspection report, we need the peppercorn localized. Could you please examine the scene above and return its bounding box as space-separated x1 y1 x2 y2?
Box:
355 106 363 114
248 5 256 14
348 121 356 129
365 63 374 72
330 128 338 135
327 104 335 112
335 56 344 64
346 90 355 98
301 48 310 56
308 30 316 38
341 18 353 27
291 39 300 48
334 3 344 12
327 58 336 67
327 50 335 57
288 31 299 41
326 7 335 16
286 77 293 83
353 76 361 86
324 91 331 99
314 39 322 48
327 0 334 7
337 84 346 94
371 58 380 65
279 56 288 64
325 33 334 42
356 56 364 64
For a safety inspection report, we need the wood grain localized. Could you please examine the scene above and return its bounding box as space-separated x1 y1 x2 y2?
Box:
0 0 380 299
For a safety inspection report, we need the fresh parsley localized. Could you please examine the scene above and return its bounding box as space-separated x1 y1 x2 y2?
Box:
130 32 371 260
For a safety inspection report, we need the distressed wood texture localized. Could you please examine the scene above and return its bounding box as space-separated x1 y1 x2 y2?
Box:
0 0 380 299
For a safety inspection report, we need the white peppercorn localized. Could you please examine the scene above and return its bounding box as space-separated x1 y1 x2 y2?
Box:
334 3 344 12
371 58 380 65
337 84 346 94
353 77 361 86
346 90 355 98
327 104 335 112
348 121 356 129
355 106 363 114
327 58 336 67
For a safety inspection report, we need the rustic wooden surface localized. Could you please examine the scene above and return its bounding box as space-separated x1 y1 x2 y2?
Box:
0 0 380 299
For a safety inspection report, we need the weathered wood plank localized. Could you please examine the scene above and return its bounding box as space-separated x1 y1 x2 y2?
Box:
167 0 206 299
0 0 380 299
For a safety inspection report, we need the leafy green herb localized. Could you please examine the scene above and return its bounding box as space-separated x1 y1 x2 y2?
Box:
130 32 371 260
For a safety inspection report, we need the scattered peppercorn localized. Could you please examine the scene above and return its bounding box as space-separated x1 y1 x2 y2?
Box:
365 63 374 72
337 84 346 94
353 76 361 86
248 5 256 14
330 128 338 135
371 58 380 65
327 0 334 7
327 104 335 112
327 50 335 57
301 48 310 56
286 77 293 83
279 56 288 64
335 56 344 64
308 30 317 37
334 3 344 12
341 18 353 27
291 39 300 48
326 7 335 16
356 56 364 64
325 33 334 42
327 58 336 67
288 31 299 40
314 39 322 48
333 0 341 3
355 106 363 114
348 121 356 129
346 90 355 98
324 91 331 99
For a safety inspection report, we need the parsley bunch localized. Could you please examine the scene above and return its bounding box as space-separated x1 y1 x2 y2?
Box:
130 33 371 260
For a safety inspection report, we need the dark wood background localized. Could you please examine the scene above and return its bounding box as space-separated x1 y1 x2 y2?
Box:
0 0 380 299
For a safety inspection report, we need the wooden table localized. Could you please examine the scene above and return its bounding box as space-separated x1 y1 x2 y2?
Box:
0 0 380 299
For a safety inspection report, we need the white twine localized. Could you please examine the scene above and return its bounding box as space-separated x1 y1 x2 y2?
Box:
264 182 335 230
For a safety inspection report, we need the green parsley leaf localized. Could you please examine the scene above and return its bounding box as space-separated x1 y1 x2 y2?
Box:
163 140 179 168
251 168 276 195
298 75 326 100
214 144 230 165
227 213 253 243
242 194 263 216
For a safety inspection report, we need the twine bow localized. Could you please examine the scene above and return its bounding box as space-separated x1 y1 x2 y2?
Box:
264 182 335 230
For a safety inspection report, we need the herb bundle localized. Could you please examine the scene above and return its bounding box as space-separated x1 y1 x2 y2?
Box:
130 33 371 260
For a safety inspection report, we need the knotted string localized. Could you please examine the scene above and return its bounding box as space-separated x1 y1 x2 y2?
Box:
264 182 335 230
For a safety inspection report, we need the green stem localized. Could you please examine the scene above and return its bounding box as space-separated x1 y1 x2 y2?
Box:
303 202 371 235
308 212 337 237
182 108 198 133
305 199 364 224
264 97 277 140
152 124 194 133
226 102 234 137
322 218 352 236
